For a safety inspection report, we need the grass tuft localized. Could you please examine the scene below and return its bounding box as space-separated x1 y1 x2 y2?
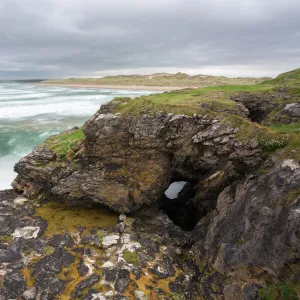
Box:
259 283 300 300
43 245 55 256
43 128 85 160
123 249 139 265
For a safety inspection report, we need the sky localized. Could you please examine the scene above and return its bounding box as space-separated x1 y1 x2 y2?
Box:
1 0 300 79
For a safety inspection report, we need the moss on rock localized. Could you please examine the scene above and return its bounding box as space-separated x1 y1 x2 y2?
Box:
43 127 85 161
123 249 139 265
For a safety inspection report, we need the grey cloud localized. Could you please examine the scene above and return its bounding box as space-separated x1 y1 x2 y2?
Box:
1 0 300 79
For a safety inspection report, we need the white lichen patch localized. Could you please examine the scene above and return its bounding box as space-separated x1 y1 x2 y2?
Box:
102 234 120 248
0 268 7 283
91 292 107 300
13 196 29 206
102 261 114 268
83 255 96 276
12 226 40 239
281 159 299 171
95 113 118 121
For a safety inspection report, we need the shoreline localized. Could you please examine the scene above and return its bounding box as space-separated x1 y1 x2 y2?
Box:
37 82 198 91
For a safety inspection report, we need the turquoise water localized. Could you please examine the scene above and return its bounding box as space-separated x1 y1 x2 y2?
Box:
0 82 154 190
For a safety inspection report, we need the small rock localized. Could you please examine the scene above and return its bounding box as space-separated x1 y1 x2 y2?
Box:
3 272 25 298
118 222 126 233
12 226 40 239
115 269 130 293
102 235 120 248
13 197 28 206
90 293 106 300
134 290 147 300
119 214 127 222
0 269 7 283
22 287 38 300
72 274 100 298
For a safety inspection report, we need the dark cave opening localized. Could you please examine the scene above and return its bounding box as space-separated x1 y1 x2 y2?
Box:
248 110 270 123
160 177 200 231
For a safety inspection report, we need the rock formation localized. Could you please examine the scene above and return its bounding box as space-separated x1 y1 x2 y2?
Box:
12 102 262 216
3 69 300 299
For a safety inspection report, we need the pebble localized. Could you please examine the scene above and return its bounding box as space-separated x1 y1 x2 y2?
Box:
134 290 147 300
119 214 127 222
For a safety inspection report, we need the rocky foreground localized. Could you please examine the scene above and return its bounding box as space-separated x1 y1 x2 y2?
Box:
3 155 300 300
2 69 300 299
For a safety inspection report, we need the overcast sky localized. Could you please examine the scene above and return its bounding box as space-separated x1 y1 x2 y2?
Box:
1 0 300 79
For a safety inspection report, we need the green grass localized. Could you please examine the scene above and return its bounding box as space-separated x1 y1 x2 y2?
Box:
259 283 300 300
41 69 300 164
285 188 300 203
0 235 12 243
112 86 296 157
270 123 300 133
262 68 300 87
123 249 139 265
43 128 85 160
267 123 300 160
112 85 268 117
172 293 186 300
96 230 105 244
43 245 55 256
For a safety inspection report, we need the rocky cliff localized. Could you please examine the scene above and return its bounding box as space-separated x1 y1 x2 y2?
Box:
12 101 263 216
2 70 300 299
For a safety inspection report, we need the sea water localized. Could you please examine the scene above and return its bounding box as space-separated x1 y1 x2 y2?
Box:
0 81 154 190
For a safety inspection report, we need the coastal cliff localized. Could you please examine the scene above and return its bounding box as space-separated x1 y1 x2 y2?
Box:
2 69 300 299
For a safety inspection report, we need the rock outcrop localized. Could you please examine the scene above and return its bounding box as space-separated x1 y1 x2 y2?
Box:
191 158 300 298
12 103 262 214
230 92 276 122
3 157 300 299
272 102 300 124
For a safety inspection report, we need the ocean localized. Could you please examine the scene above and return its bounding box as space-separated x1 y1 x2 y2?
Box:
0 81 154 190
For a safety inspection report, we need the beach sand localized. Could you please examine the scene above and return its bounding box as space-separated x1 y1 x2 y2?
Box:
37 82 197 91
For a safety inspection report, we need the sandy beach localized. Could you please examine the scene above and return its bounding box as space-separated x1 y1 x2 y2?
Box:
37 82 195 91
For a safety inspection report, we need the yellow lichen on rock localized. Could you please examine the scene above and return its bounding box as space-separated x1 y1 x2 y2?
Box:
34 202 118 237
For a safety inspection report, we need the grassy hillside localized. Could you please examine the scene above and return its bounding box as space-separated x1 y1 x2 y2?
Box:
43 72 271 87
112 85 268 116
109 68 300 117
262 68 300 87
110 68 300 161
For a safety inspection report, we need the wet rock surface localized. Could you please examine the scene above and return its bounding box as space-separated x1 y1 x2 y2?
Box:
0 190 204 299
2 157 300 299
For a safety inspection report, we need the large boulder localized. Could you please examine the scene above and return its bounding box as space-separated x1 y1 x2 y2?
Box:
230 92 275 122
12 103 262 213
192 159 300 298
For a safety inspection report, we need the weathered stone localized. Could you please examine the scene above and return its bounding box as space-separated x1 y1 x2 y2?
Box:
13 108 262 214
22 287 38 300
2 271 26 298
149 256 175 279
12 226 40 239
103 234 120 248
223 283 261 300
192 158 300 298
114 269 130 293
134 290 147 300
230 92 275 122
72 274 100 298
